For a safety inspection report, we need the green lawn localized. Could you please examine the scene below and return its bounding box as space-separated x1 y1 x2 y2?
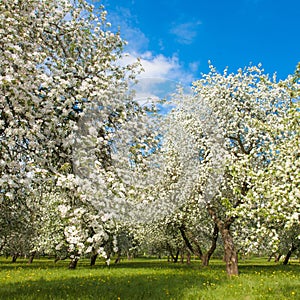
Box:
0 257 299 299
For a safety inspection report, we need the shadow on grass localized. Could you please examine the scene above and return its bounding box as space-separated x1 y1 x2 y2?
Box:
0 258 70 271
237 261 300 275
0 268 220 300
0 257 222 271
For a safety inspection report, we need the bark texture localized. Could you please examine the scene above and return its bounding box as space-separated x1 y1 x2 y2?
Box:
221 227 238 276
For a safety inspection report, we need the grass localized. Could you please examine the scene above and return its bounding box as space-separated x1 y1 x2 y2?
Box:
0 257 299 299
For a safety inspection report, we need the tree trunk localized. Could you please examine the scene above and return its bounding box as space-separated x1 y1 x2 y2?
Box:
207 205 238 276
268 253 274 262
173 250 180 263
167 243 178 263
186 251 191 264
221 228 238 276
115 252 121 264
274 254 282 263
12 253 18 263
283 251 292 265
283 244 296 265
179 226 197 255
28 251 36 264
201 253 209 266
180 249 184 264
69 257 79 269
90 253 98 266
179 225 205 263
201 224 219 267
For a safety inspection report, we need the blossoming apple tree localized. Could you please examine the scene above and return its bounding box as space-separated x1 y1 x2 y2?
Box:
233 67 300 262
0 0 154 267
158 64 293 275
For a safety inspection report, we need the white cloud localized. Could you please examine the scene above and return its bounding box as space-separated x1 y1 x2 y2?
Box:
120 51 192 106
106 6 195 104
170 21 202 45
122 51 194 83
140 52 180 78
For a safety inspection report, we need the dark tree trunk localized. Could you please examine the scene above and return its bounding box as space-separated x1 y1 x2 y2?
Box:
12 254 18 263
166 243 176 262
283 252 292 265
169 250 175 262
180 250 184 264
268 253 274 262
179 222 218 267
186 251 191 264
28 251 36 264
179 226 197 255
201 224 219 267
69 257 79 269
90 253 98 266
274 254 282 263
179 225 203 261
115 252 121 264
221 227 238 276
173 250 180 263
283 244 296 265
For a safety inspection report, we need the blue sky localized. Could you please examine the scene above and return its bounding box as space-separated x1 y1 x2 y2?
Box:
95 0 300 99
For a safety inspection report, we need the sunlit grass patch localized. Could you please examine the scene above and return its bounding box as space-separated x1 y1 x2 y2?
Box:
0 257 299 299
